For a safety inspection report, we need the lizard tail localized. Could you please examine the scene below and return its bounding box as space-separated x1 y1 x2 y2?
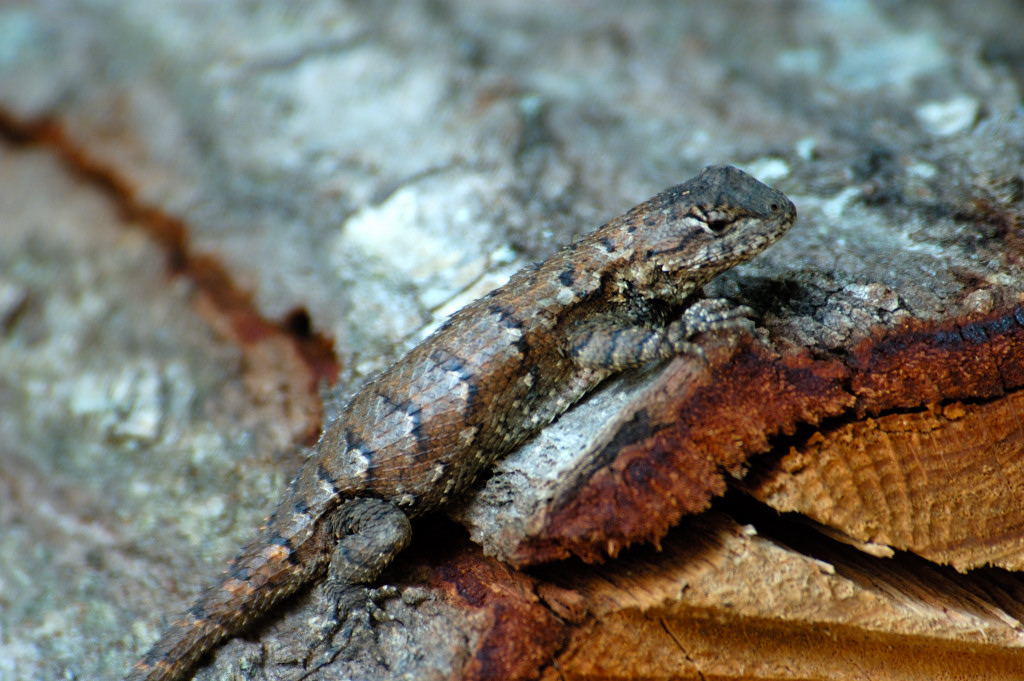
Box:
125 598 234 681
125 531 324 681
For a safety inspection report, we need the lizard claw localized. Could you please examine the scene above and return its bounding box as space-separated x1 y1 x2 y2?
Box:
680 298 757 335
666 298 757 362
301 584 398 676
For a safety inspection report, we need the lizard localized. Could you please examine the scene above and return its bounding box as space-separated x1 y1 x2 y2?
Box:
126 165 796 681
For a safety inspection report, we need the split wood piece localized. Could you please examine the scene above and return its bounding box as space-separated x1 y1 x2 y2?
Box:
745 392 1024 572
740 307 1024 572
427 513 1024 680
462 304 1024 569
538 513 1024 680
489 335 852 566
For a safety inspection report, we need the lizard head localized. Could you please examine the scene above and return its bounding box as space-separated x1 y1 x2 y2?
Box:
628 165 797 303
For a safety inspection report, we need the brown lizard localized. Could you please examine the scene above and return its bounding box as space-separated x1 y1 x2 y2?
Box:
126 165 796 681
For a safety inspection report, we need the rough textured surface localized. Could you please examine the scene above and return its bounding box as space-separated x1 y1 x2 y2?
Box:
538 513 1024 680
464 304 1024 568
3 1 1024 680
0 146 284 681
458 337 854 566
747 389 1024 572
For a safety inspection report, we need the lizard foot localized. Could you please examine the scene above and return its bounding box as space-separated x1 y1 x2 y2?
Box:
667 298 756 354
679 297 756 335
300 584 400 676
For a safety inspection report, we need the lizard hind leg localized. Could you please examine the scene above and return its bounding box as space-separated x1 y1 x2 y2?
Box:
303 498 412 672
323 497 413 590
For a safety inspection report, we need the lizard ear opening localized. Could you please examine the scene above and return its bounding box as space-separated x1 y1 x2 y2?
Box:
705 217 733 234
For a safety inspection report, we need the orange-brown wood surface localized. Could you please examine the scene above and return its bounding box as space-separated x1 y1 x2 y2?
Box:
748 394 1024 572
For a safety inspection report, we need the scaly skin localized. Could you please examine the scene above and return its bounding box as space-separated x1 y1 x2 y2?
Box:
127 165 796 681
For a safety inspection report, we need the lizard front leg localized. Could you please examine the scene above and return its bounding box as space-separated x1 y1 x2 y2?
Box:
570 298 755 369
